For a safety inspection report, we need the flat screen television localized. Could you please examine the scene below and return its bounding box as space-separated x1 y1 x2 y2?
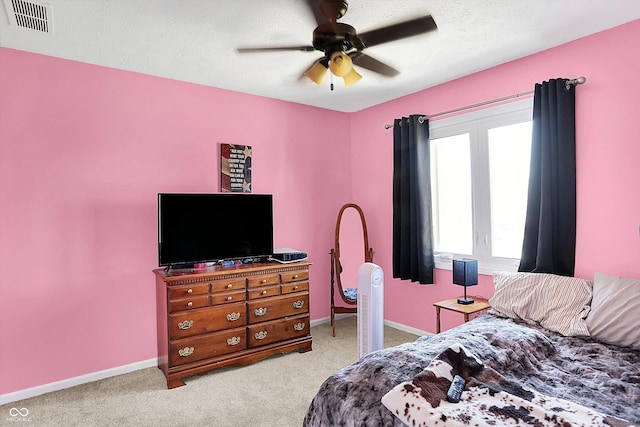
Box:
158 193 274 267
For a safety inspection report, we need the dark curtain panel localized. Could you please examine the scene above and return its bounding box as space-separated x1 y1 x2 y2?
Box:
519 78 576 276
392 115 435 284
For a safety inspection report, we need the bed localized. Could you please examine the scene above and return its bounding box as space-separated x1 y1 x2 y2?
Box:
303 271 640 426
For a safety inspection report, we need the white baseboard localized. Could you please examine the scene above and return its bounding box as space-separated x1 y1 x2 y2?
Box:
310 316 331 327
311 315 430 337
0 358 158 406
383 319 432 337
309 313 355 327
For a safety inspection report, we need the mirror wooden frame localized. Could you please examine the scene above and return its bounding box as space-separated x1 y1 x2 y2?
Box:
330 203 374 337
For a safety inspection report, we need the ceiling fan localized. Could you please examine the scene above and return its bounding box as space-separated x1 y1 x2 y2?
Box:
236 0 437 89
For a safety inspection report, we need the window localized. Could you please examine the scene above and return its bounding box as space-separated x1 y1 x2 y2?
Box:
429 99 533 273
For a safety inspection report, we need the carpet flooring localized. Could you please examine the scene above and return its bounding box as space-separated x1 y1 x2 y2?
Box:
0 316 419 426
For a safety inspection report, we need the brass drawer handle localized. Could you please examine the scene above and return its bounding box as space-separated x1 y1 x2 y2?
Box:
227 336 241 346
178 347 194 357
293 285 299 290
226 296 233 301
255 331 268 340
261 290 268 295
227 283 233 289
187 301 193 307
187 289 193 294
254 307 267 317
293 300 304 309
261 279 267 284
293 274 299 279
227 312 241 322
294 322 305 331
178 320 194 330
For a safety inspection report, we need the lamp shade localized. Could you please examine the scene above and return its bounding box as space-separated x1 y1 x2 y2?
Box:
453 258 478 287
304 59 329 86
328 51 352 77
342 67 362 88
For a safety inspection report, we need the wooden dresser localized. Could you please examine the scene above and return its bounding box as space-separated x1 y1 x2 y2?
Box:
154 262 312 388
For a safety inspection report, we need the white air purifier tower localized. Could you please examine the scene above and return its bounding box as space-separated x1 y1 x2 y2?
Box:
357 262 384 358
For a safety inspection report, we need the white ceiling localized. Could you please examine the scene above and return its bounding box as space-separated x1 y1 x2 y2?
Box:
2 0 640 112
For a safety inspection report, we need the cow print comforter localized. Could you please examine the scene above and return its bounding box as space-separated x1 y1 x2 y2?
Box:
303 315 640 427
382 343 633 426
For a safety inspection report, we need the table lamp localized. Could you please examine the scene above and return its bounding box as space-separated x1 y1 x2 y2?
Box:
453 258 478 305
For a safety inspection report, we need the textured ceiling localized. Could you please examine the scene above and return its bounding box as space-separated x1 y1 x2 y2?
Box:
2 0 640 112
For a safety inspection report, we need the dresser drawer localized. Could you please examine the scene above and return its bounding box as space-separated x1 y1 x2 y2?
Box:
247 293 309 323
210 277 246 293
248 314 310 348
281 281 308 295
169 327 247 366
281 270 309 283
169 295 209 312
210 290 246 305
247 285 279 300
169 302 246 339
168 283 209 300
247 274 279 288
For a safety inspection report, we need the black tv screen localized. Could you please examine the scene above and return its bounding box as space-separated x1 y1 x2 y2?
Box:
158 193 274 266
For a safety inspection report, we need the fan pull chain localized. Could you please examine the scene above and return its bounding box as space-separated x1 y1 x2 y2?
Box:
330 72 334 91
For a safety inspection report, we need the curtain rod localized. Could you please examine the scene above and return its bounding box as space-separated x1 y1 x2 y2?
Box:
384 76 587 129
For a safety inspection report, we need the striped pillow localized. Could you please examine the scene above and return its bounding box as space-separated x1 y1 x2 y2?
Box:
489 272 592 336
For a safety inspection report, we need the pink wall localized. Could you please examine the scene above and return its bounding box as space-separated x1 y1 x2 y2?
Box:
0 48 351 394
1 19 639 396
351 19 640 333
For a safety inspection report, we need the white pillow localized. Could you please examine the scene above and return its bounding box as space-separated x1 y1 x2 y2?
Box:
489 272 592 336
586 272 640 350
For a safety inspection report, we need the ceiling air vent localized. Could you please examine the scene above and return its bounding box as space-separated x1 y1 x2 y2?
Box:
3 0 53 34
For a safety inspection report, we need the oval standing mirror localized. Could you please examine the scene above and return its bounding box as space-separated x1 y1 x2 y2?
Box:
330 203 374 337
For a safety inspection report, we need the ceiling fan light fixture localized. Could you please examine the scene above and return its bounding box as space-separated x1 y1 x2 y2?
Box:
237 1 439 91
304 60 329 85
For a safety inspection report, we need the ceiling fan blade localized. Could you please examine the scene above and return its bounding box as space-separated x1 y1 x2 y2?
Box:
349 52 399 77
237 45 316 53
304 0 325 26
356 15 437 49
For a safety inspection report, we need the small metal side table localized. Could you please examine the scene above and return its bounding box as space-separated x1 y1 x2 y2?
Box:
433 297 490 333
